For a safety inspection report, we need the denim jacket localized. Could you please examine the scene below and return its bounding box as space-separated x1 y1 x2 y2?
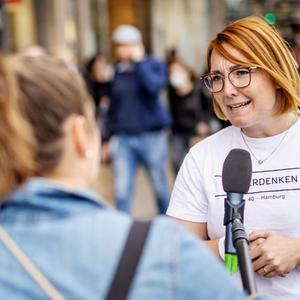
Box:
0 178 248 299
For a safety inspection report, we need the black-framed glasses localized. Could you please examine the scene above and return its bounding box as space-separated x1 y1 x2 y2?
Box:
200 66 258 93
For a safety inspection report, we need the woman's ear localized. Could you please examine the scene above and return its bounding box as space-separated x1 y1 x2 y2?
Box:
69 115 90 159
274 79 281 90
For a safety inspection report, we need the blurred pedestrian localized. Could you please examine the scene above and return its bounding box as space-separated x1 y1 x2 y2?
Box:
84 53 112 119
102 24 172 214
168 60 222 174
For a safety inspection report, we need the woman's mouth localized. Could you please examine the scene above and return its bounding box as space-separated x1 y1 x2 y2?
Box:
228 100 251 110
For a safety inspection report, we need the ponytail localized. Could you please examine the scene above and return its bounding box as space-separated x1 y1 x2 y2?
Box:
0 55 36 199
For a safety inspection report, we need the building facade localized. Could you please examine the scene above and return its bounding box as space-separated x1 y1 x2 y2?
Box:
3 0 300 73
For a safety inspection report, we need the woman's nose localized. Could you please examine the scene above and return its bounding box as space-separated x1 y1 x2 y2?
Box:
223 77 239 97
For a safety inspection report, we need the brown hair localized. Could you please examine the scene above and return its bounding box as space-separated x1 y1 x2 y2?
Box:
0 54 93 198
206 16 300 120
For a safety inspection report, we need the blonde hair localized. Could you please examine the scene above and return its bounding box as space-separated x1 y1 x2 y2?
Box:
0 54 93 198
206 16 300 120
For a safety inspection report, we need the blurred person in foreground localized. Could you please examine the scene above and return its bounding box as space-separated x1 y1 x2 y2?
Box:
102 25 171 214
168 59 222 174
0 54 270 300
167 16 300 299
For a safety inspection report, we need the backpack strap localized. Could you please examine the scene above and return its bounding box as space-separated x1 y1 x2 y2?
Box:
105 220 152 300
0 226 64 300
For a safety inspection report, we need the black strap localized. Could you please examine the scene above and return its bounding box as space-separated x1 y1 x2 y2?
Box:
105 220 152 300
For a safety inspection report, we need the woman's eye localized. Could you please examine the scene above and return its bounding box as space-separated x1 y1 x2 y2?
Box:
212 75 222 82
234 69 249 76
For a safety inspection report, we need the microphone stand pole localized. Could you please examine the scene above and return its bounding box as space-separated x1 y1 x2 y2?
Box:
224 196 257 295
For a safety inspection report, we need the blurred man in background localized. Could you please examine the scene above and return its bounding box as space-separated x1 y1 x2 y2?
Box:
102 25 171 214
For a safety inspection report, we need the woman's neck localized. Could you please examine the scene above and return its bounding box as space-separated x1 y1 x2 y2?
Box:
41 171 92 190
241 111 299 138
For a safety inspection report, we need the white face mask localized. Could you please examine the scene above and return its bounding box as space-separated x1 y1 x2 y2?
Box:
169 72 187 88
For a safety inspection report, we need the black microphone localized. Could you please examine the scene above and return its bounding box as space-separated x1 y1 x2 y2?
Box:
222 148 256 294
222 149 252 260
222 148 252 196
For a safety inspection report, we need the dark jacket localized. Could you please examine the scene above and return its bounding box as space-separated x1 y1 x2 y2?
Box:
84 75 111 119
103 56 171 141
167 82 214 135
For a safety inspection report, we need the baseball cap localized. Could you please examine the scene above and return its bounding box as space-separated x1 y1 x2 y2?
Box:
112 25 142 44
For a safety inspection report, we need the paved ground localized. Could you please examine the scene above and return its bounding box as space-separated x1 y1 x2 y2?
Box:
91 162 175 219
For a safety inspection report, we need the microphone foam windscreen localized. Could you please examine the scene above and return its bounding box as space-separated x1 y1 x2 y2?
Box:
222 149 252 194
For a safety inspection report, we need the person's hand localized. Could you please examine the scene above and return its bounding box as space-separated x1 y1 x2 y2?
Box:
101 142 110 163
249 238 265 251
129 44 145 62
249 230 300 278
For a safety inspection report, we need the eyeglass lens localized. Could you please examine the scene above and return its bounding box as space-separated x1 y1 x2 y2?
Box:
204 68 252 93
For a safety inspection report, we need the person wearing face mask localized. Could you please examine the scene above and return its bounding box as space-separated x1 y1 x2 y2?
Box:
167 16 300 299
167 60 221 174
102 25 172 214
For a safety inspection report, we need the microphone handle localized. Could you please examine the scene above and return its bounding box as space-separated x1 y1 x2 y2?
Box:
232 219 257 295
236 240 257 294
224 194 243 274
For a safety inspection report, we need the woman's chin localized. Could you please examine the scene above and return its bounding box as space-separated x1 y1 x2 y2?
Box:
227 118 249 128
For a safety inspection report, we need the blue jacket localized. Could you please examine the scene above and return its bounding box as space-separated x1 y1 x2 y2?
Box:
103 57 172 141
0 178 251 300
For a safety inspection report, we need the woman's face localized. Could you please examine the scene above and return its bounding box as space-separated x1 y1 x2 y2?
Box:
169 62 191 88
92 57 111 81
210 44 280 137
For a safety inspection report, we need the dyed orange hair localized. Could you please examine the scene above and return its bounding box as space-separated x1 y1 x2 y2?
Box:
206 16 300 120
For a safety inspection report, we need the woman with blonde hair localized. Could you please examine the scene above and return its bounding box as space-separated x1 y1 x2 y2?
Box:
167 16 300 299
0 54 259 299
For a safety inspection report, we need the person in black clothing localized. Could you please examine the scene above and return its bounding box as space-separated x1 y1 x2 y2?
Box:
84 54 112 118
168 60 222 174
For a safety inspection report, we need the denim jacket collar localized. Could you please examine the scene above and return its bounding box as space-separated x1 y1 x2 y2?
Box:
1 178 111 219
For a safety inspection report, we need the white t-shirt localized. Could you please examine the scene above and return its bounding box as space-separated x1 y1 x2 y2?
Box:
167 118 300 300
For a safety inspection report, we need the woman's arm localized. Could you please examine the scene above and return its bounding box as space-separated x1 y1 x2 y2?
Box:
172 217 222 259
